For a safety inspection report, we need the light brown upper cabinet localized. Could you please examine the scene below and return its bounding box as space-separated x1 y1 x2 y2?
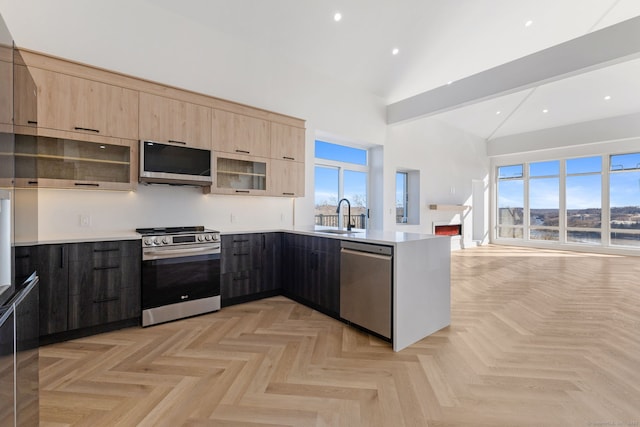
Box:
269 159 305 197
13 64 37 129
212 109 270 158
0 47 12 129
139 92 211 149
270 122 305 162
18 67 139 140
14 134 137 191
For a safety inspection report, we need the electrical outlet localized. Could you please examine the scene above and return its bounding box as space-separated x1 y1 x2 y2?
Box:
79 214 91 227
280 213 285 222
230 214 236 223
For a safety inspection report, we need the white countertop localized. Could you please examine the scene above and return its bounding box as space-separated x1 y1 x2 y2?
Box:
16 231 141 246
290 226 447 245
16 227 445 246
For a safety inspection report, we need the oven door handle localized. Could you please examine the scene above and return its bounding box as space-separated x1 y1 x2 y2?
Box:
143 245 220 261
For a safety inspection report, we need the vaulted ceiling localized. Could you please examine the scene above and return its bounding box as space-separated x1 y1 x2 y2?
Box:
3 0 640 140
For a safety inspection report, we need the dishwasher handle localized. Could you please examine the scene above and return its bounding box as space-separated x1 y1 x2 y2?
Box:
341 247 392 261
340 241 393 256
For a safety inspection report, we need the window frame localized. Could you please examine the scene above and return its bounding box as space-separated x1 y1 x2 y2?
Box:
314 140 370 230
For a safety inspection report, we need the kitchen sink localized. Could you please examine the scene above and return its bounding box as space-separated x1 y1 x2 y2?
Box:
317 229 363 235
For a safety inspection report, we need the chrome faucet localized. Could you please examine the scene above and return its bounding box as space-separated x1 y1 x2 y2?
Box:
336 198 353 231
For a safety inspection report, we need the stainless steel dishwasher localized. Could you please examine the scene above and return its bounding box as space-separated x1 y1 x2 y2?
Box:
340 241 393 340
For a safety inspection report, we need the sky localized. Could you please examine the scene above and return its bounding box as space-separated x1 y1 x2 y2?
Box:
499 155 640 210
314 141 367 207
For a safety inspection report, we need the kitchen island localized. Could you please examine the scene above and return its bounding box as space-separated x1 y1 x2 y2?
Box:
292 227 451 351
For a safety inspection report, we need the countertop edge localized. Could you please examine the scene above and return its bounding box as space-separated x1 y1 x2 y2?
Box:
16 228 446 246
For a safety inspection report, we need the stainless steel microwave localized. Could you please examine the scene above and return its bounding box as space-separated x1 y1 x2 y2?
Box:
139 140 212 186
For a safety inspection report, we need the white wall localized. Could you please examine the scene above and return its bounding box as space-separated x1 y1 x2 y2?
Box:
384 117 490 247
0 1 388 239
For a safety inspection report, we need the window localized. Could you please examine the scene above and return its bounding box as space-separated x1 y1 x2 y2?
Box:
395 169 419 225
566 156 601 244
497 164 524 238
610 152 640 247
396 172 408 223
314 140 368 229
494 153 640 250
529 161 560 241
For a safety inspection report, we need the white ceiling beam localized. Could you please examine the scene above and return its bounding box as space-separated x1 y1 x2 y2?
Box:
486 112 640 157
387 15 640 125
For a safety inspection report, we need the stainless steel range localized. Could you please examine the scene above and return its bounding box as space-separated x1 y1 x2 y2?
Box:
136 226 221 326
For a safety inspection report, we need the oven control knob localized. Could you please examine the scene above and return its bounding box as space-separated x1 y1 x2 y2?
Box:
162 237 170 245
205 234 212 241
143 237 153 246
198 235 205 242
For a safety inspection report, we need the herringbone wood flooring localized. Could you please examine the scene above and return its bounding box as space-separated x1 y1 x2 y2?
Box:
39 245 640 426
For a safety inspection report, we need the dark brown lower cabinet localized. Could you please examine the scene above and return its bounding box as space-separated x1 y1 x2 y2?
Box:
27 240 140 342
36 244 68 336
283 234 340 316
221 233 282 306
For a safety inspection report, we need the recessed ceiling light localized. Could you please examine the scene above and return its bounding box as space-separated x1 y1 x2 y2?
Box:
447 81 453 85
496 111 501 115
525 20 533 27
604 95 612 101
99 145 106 149
542 109 549 113
334 12 342 22
392 48 399 55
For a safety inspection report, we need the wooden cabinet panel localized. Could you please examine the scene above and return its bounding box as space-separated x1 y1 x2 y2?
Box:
34 240 140 336
0 57 12 127
212 109 270 157
139 92 211 149
22 67 139 140
31 67 106 134
221 233 281 305
221 234 262 274
13 64 37 128
14 246 37 286
105 84 139 140
270 159 305 197
68 261 122 330
282 235 340 316
36 244 69 336
270 122 304 162
261 233 282 292
67 240 140 330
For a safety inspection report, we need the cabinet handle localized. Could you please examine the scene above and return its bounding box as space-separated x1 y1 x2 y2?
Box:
27 181 38 185
235 190 250 193
75 183 100 187
233 252 249 256
233 239 249 243
262 234 266 250
74 126 100 133
235 149 250 154
27 120 38 125
282 192 295 196
93 296 120 303
60 246 65 269
94 248 119 253
168 140 187 145
232 275 250 281
282 156 295 160
16 254 30 259
93 265 120 271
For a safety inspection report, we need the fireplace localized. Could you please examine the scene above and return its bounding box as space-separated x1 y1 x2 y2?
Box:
434 224 462 236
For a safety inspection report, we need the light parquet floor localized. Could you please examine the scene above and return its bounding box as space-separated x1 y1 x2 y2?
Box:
39 245 640 426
